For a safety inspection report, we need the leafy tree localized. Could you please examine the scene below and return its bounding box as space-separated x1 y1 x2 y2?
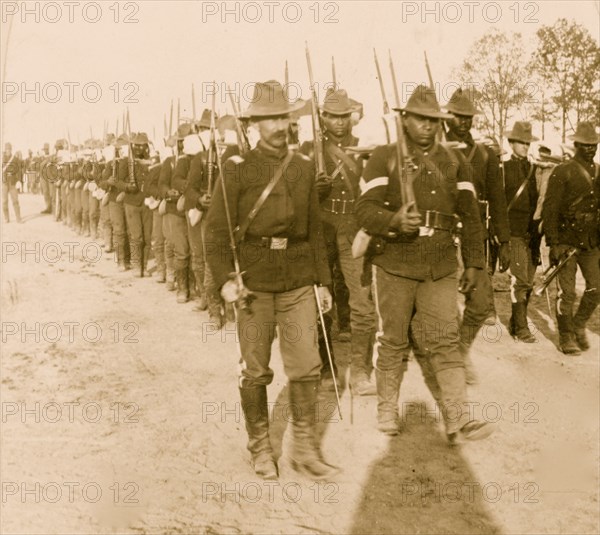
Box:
533 18 600 141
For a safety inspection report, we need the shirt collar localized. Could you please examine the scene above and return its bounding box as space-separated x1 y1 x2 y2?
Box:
257 140 289 160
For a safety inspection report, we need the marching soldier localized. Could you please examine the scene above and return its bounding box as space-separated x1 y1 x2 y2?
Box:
301 89 377 395
159 123 192 294
115 133 154 277
205 80 338 480
542 122 600 355
39 142 54 214
503 122 540 343
2 142 23 224
443 88 511 383
100 134 131 271
356 84 493 443
98 134 116 253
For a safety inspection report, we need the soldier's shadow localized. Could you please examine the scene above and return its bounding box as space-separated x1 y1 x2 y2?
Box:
349 400 501 535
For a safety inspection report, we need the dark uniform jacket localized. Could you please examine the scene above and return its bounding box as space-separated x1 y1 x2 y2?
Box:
113 158 155 206
446 130 510 244
356 138 485 281
2 154 23 186
542 156 600 250
205 141 331 293
183 151 212 212
158 155 184 216
503 155 538 238
100 157 127 203
144 161 162 199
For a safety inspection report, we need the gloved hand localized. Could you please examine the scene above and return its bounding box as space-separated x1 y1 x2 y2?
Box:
220 273 256 311
458 267 479 294
389 201 422 234
198 193 212 210
316 285 333 314
315 174 333 201
498 241 511 272
549 244 570 266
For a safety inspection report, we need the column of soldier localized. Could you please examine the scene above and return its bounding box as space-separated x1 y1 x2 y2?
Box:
11 70 598 482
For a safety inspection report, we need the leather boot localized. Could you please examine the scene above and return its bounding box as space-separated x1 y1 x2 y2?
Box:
175 268 189 303
239 386 278 480
557 314 581 355
206 291 224 329
350 331 376 396
287 380 339 480
193 269 207 311
573 291 599 351
375 367 404 436
509 302 536 343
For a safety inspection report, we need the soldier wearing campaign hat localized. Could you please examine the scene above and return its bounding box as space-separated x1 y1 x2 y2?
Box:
206 80 338 481
542 121 600 355
100 134 131 270
356 84 493 443
502 121 540 344
159 122 192 294
2 142 23 223
442 87 511 383
38 142 54 214
301 88 377 395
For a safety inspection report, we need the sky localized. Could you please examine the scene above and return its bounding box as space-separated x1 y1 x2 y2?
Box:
1 0 599 152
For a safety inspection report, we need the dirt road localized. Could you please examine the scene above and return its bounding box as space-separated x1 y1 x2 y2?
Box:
1 194 598 534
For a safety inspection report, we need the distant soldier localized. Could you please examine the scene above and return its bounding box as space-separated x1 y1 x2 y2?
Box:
503 122 540 342
39 142 54 214
443 88 511 383
542 122 600 355
159 123 192 295
206 80 338 480
98 134 116 252
2 142 23 223
100 135 131 270
356 85 493 443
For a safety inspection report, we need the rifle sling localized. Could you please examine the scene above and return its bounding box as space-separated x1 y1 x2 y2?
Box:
325 144 359 201
507 164 535 212
235 150 294 243
572 159 599 187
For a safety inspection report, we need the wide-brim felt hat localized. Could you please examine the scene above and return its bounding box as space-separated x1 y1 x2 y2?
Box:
321 88 355 116
132 132 150 145
197 109 214 129
242 80 305 118
115 134 130 147
177 123 193 140
568 122 600 144
395 84 453 119
444 87 483 116
506 121 539 143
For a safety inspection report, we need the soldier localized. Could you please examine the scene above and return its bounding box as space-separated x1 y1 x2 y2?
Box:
503 122 540 342
301 89 377 395
542 122 600 355
443 88 511 383
116 133 155 277
98 134 116 253
205 80 338 480
39 142 54 214
159 124 192 295
100 134 131 271
2 143 23 223
356 85 493 443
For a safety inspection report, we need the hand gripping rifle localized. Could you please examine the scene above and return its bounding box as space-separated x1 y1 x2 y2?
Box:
533 247 577 297
305 42 326 177
386 50 418 208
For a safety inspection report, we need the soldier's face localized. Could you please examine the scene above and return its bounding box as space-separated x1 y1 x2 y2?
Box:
510 141 529 159
322 112 351 139
132 144 149 159
575 143 598 162
255 115 290 149
404 113 439 148
447 113 472 136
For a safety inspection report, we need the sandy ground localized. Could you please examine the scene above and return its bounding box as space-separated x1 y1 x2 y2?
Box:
1 193 599 535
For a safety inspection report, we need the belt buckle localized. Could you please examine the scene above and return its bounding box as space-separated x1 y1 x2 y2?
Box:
270 237 288 250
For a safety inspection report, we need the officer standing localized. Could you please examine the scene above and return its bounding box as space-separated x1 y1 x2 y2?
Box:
205 80 338 481
542 122 600 355
356 85 493 443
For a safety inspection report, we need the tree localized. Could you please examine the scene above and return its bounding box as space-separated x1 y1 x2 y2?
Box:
533 18 600 142
452 29 531 144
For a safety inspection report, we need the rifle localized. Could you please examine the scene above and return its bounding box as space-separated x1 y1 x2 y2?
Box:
126 108 137 192
228 86 251 155
192 83 197 123
207 85 217 195
331 56 337 89
305 42 325 176
386 50 417 207
373 48 391 144
424 51 445 142
534 247 577 296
